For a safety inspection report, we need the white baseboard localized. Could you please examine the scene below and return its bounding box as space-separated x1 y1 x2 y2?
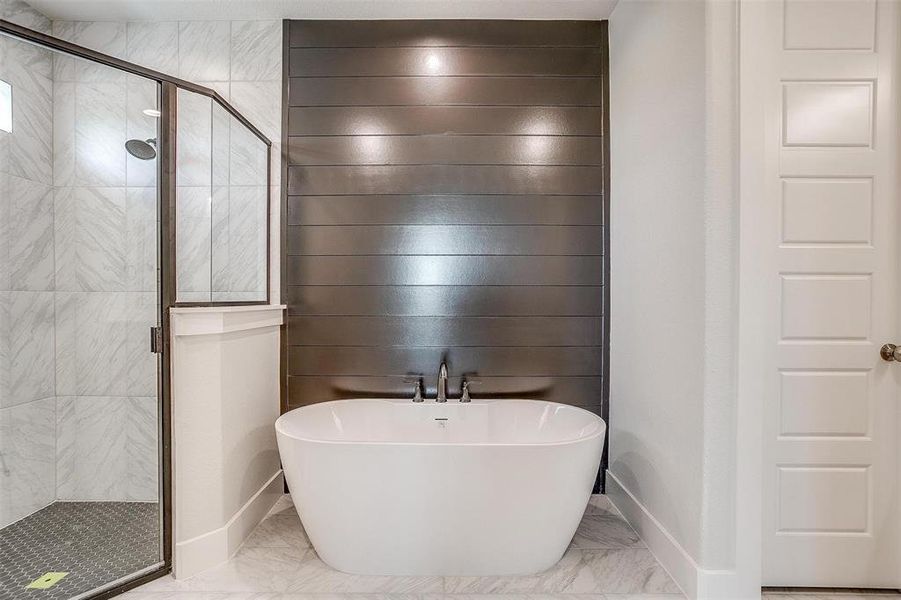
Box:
175 470 284 579
606 471 751 600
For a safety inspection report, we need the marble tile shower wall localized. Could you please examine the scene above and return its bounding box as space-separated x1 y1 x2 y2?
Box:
0 9 281 527
176 88 269 302
49 22 160 504
52 20 282 303
0 0 56 528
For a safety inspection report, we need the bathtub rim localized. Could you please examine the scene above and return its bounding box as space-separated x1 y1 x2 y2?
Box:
275 398 606 448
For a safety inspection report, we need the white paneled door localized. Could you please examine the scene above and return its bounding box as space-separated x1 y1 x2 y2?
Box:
750 0 901 588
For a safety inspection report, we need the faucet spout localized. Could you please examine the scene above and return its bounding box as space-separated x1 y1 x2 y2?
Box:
436 362 448 403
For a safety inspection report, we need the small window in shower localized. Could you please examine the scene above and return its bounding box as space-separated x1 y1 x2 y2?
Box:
0 79 11 133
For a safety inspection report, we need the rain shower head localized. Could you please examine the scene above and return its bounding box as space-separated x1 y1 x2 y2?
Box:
125 138 157 160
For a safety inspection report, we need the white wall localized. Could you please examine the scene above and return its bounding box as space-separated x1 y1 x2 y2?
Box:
607 0 742 597
608 0 707 561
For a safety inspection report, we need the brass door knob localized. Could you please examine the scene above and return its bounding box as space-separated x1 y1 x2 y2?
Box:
880 343 901 362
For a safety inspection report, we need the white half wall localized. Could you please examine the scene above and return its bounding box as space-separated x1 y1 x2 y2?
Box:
608 0 748 597
170 304 285 578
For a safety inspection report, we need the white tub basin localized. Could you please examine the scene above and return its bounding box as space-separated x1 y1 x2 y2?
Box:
275 398 605 576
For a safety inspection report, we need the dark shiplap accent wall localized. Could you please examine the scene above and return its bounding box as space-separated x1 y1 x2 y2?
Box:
283 21 609 420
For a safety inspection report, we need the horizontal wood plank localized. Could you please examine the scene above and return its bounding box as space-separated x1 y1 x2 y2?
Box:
287 316 603 346
287 106 601 135
288 76 602 106
287 376 603 406
289 47 602 77
287 135 602 166
286 285 603 316
287 165 603 195
288 346 603 376
289 20 603 48
286 255 604 286
286 225 603 256
287 195 604 225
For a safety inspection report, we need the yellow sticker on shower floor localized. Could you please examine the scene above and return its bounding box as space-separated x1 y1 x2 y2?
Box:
25 572 68 589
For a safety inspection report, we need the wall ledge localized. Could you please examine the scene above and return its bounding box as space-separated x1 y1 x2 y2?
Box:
171 304 285 336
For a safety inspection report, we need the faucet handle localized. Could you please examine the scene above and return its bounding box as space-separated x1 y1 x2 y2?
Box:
403 376 424 402
460 378 480 403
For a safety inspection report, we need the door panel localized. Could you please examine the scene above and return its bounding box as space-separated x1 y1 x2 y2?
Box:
761 0 900 587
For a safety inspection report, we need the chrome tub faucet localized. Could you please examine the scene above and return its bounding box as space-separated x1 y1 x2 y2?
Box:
436 362 448 403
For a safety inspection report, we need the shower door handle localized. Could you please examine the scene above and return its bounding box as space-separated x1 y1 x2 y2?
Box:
150 326 163 354
880 343 901 362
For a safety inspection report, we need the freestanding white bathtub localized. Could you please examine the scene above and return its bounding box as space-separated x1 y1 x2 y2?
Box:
275 398 605 576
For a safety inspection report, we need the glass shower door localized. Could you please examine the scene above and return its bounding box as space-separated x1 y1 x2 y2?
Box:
0 30 164 600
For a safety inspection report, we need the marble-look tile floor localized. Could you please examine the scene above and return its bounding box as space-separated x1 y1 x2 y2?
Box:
127 494 684 600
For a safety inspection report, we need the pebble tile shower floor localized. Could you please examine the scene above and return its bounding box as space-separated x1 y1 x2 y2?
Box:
128 494 686 600
0 502 160 600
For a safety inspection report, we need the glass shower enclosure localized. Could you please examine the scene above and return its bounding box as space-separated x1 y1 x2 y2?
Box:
0 17 270 600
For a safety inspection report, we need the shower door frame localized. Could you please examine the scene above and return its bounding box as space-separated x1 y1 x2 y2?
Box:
0 18 273 600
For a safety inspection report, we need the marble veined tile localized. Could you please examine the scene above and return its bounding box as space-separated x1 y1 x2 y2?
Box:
211 186 229 293
55 292 138 396
127 396 159 501
78 26 127 82
7 175 53 291
0 131 8 187
54 186 128 292
243 511 311 549
125 291 159 396
444 548 679 595
229 120 268 187
52 188 76 292
0 293 7 403
53 81 76 187
124 592 280 600
51 21 77 82
229 81 281 142
7 41 53 185
75 81 127 187
74 186 128 291
571 497 644 549
125 187 159 293
571 513 644 549
179 21 230 82
424 595 679 600
176 186 213 296
6 35 51 86
286 549 444 594
230 21 281 81
127 75 161 188
268 494 294 516
212 103 230 187
144 546 313 592
178 291 212 303
585 494 617 516
56 395 128 501
0 397 55 528
1 0 51 33
60 21 127 82
177 88 213 187
1 292 54 408
202 81 231 102
53 292 76 395
211 291 266 302
225 185 267 294
127 22 179 74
